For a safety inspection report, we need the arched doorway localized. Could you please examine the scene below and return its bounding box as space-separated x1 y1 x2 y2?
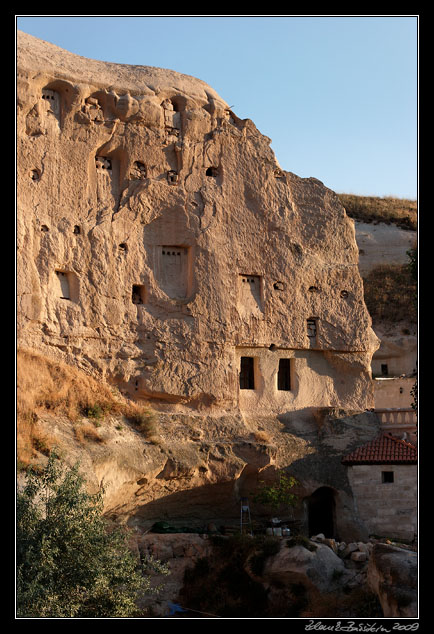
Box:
306 487 336 538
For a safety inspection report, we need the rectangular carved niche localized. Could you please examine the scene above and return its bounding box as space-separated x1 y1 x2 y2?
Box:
277 358 291 391
41 89 60 119
95 155 118 207
240 356 255 390
307 319 317 337
132 284 146 305
53 270 77 301
157 246 190 299
238 275 263 316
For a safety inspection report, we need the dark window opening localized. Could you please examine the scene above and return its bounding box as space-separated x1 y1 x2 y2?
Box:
307 487 336 539
381 364 388 376
73 225 81 235
167 170 178 184
278 358 291 391
206 166 218 177
382 471 394 483
133 161 147 178
240 357 255 390
307 319 317 338
132 284 145 305
119 243 128 252
273 281 285 291
95 156 112 171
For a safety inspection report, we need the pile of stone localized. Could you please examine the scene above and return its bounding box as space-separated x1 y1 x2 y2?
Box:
310 533 373 563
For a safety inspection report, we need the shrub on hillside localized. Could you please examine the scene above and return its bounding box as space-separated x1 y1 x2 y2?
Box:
16 453 169 617
362 263 417 324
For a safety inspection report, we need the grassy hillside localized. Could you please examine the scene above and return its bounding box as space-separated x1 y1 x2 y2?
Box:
337 194 417 230
17 349 156 469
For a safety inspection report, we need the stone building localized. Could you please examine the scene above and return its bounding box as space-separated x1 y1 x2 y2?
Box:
342 433 417 542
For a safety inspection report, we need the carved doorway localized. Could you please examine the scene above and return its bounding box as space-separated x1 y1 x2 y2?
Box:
306 487 336 538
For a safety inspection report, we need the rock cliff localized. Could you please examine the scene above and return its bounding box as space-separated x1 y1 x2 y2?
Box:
17 30 378 416
17 32 386 546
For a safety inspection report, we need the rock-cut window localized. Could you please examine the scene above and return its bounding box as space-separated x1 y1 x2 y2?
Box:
240 357 255 390
277 358 291 391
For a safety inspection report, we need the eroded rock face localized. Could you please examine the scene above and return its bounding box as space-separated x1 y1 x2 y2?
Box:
17 31 378 415
367 543 417 617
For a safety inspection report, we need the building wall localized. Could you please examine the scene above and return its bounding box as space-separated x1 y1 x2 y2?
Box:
373 377 415 409
371 331 417 378
236 346 374 414
347 464 417 542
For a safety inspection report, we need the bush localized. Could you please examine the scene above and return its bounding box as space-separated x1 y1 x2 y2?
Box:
128 410 159 442
16 453 169 617
362 263 417 324
254 471 299 513
83 403 109 420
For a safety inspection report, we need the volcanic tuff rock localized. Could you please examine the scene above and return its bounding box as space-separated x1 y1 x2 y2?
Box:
367 543 417 617
17 31 379 415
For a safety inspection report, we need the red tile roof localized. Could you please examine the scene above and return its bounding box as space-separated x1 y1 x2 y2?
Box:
342 433 417 465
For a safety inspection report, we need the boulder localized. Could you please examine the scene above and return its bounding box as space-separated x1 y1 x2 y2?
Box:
367 543 417 617
263 542 347 594
351 551 367 562
341 542 359 558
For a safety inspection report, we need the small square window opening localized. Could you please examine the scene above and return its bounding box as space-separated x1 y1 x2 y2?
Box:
382 471 394 483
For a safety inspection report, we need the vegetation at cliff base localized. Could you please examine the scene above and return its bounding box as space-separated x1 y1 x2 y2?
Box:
253 471 299 513
17 348 158 469
16 453 168 617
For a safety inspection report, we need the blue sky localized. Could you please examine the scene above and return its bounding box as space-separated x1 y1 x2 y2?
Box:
16 15 418 200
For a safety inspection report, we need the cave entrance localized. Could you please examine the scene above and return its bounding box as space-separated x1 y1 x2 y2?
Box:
306 487 336 539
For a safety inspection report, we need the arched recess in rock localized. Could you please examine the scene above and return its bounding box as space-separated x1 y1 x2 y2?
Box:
305 486 337 539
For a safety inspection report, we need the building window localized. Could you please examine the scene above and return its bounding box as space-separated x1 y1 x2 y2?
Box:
167 170 178 184
41 88 60 118
382 471 394 483
158 246 190 299
240 357 255 390
132 284 146 305
238 274 263 315
381 364 388 376
307 319 317 338
277 358 291 391
131 161 147 179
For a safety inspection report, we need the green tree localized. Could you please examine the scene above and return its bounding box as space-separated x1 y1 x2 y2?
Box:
16 453 169 617
254 471 299 514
